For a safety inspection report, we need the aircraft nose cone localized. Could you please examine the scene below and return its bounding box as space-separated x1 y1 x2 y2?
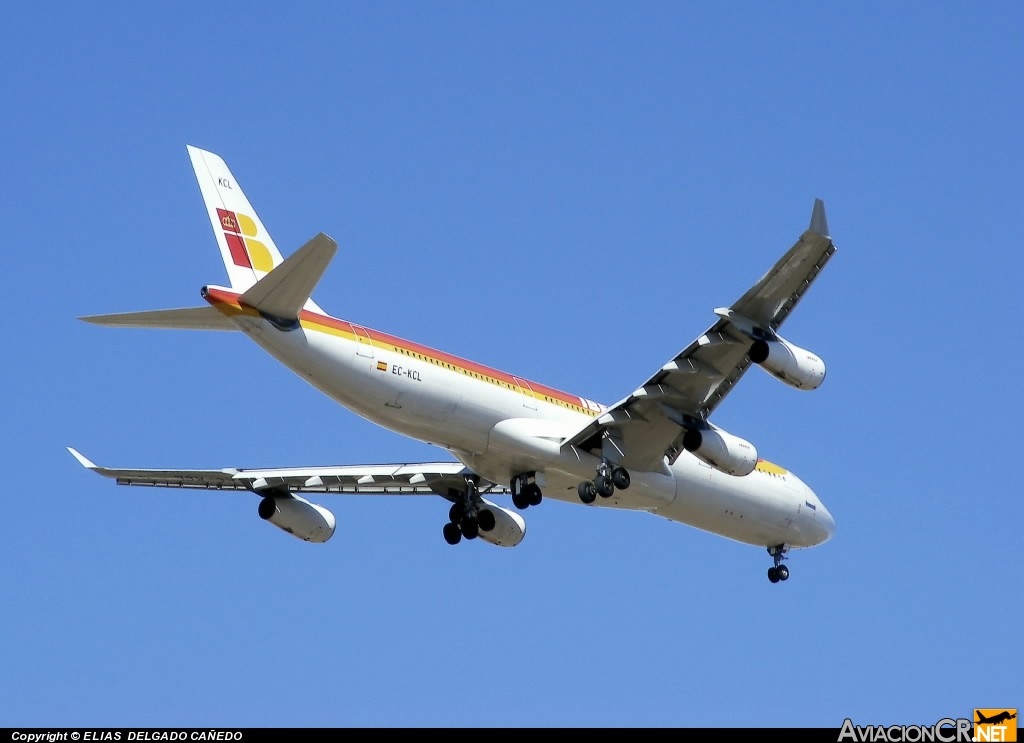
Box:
816 501 836 543
800 479 835 546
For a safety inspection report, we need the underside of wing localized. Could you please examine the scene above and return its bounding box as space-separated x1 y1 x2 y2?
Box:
563 199 836 474
564 319 757 471
730 198 834 331
67 448 507 498
68 447 523 547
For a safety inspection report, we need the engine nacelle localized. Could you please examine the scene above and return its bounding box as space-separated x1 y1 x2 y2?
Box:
682 425 757 476
258 494 337 543
475 498 526 547
749 337 826 390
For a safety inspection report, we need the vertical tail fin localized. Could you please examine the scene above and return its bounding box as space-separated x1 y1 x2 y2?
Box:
187 145 284 293
187 146 325 314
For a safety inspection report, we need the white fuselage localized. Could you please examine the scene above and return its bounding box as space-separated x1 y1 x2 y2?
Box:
212 287 835 551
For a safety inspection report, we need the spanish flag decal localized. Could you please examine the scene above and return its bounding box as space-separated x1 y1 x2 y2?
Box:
376 361 388 372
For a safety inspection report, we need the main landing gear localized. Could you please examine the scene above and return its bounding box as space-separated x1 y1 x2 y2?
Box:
577 463 630 504
442 477 496 545
767 544 790 583
510 473 543 510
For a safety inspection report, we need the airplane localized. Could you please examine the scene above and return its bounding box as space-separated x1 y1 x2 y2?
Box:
69 145 837 584
976 712 1017 726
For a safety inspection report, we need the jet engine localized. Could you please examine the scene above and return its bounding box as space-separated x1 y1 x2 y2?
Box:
749 337 826 390
682 425 757 476
258 494 337 543
475 498 526 547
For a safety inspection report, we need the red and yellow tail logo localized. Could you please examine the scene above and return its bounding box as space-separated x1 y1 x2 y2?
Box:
217 208 273 272
975 710 1017 742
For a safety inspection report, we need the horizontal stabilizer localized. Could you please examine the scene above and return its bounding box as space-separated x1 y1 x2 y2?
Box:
239 233 337 322
79 306 239 330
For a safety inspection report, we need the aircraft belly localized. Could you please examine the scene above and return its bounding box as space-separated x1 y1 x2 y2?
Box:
661 457 806 546
238 322 489 452
461 417 675 512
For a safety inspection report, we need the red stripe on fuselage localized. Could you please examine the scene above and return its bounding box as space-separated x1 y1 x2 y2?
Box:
202 287 597 414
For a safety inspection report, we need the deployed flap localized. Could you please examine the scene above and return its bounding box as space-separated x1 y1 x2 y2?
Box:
239 233 337 322
78 306 238 331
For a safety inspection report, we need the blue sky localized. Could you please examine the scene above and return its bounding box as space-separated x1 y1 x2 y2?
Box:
2 1 1020 729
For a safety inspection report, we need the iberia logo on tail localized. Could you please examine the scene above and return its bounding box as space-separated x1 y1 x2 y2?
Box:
217 208 274 272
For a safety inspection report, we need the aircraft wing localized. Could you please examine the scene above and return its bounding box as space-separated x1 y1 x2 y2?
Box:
67 448 508 499
563 199 836 472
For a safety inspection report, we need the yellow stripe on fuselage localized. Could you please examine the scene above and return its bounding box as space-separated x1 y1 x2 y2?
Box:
203 288 598 417
299 315 598 417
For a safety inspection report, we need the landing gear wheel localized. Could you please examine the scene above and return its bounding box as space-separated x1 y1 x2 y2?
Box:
766 544 789 584
477 509 496 532
443 522 462 545
460 517 479 539
449 503 465 524
512 491 530 510
595 475 614 498
524 482 542 506
578 481 597 504
612 467 630 490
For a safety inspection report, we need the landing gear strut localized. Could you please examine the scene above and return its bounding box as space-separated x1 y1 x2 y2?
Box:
577 463 630 504
442 477 496 545
510 473 543 510
766 544 790 583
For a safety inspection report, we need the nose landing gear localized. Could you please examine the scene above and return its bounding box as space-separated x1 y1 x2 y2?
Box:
767 544 790 583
